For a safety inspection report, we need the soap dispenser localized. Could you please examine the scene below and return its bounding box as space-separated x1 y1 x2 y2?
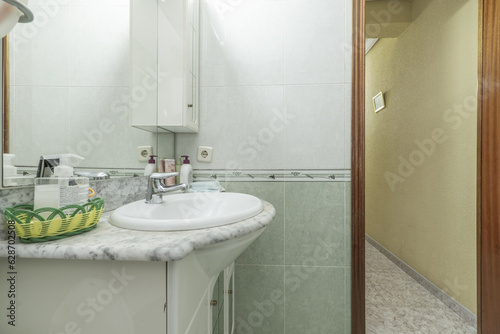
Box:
144 155 158 176
2 154 18 186
52 154 89 208
175 157 183 183
180 155 193 188
53 154 83 178
34 154 89 214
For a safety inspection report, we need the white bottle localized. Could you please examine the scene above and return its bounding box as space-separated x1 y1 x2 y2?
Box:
34 154 89 216
144 155 157 176
34 178 61 218
53 154 89 208
180 155 193 188
3 154 18 186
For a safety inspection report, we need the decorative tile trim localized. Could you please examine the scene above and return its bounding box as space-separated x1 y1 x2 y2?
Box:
366 235 477 329
194 169 352 182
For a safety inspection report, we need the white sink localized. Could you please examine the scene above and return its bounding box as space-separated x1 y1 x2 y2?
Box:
109 192 264 231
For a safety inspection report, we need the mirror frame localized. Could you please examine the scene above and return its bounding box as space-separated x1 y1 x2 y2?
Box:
2 37 8 154
1 37 5 187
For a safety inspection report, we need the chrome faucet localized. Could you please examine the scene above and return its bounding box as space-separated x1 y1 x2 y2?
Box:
146 173 188 204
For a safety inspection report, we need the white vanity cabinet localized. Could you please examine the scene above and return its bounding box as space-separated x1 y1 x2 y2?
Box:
0 201 274 334
0 258 167 334
130 0 200 133
0 258 236 334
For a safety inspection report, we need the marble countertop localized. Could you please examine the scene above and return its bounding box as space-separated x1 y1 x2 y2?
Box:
0 201 275 262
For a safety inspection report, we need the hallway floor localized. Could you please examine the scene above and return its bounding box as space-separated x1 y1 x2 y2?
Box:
365 241 477 333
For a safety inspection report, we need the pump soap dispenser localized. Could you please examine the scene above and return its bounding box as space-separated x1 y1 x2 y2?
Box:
144 155 158 176
34 154 89 214
180 155 193 188
53 154 89 209
3 154 18 186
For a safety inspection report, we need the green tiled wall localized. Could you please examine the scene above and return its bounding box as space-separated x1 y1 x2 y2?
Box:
224 181 351 334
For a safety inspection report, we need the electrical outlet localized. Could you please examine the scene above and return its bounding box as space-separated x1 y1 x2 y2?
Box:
197 146 213 163
137 146 153 162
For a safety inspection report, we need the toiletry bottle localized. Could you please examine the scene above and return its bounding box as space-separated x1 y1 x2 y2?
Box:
34 154 89 216
53 154 89 209
158 158 166 173
34 178 60 216
175 157 183 183
3 154 18 186
144 155 158 176
180 155 193 188
165 159 176 185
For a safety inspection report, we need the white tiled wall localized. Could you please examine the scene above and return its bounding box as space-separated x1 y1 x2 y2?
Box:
9 0 164 169
176 0 352 170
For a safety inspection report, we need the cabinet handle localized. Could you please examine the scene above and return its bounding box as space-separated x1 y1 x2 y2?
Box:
187 104 193 108
227 290 233 295
210 300 218 306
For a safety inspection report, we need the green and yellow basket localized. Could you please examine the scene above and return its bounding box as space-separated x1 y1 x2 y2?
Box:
3 198 105 243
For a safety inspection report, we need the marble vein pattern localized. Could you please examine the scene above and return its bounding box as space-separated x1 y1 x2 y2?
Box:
0 186 34 215
90 176 148 212
0 201 275 262
366 241 477 334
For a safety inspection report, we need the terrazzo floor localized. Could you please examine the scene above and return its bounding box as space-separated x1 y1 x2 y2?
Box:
365 241 477 334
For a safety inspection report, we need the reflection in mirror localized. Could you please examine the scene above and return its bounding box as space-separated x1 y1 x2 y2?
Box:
1 0 174 188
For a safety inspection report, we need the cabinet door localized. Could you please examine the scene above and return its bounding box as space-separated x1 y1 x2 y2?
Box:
130 0 159 132
0 258 167 334
224 263 235 334
212 270 225 334
211 264 235 334
211 273 219 333
157 0 199 133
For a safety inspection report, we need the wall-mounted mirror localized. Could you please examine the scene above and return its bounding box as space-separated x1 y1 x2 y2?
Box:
1 0 175 188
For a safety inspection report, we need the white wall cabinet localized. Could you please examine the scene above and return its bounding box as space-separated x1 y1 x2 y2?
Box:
131 0 199 133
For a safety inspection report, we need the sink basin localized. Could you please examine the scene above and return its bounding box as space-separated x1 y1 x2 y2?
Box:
109 192 264 231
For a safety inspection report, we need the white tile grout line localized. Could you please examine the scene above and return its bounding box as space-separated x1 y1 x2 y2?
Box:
365 234 477 329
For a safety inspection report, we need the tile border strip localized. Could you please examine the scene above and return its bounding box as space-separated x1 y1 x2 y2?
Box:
193 170 352 182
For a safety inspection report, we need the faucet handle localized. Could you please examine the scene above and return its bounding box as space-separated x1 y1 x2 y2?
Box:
150 172 179 179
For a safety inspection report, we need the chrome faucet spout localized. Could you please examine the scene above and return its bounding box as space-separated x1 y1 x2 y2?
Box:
146 173 188 203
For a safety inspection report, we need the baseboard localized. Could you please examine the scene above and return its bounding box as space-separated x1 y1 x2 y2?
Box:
365 235 477 329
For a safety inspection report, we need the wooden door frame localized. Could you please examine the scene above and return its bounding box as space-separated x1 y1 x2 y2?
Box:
351 0 497 332
351 0 365 333
478 0 500 332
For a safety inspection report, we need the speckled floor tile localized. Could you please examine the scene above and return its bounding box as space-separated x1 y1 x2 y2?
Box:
366 242 476 333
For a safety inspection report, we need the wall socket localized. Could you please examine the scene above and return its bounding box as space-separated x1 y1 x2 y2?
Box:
197 146 213 163
137 146 153 162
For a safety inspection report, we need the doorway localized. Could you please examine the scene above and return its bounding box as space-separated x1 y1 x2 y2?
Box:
351 0 499 332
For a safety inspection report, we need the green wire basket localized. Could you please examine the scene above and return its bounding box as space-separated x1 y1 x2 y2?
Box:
3 198 105 243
